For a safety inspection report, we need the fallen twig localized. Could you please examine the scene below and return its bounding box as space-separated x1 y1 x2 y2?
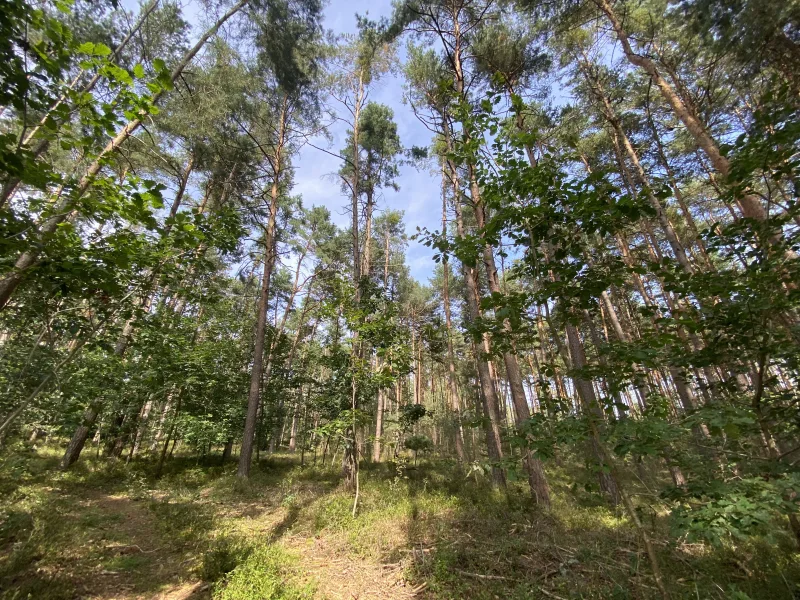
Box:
453 569 519 582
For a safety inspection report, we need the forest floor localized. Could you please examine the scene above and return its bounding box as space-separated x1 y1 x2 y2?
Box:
1 444 798 600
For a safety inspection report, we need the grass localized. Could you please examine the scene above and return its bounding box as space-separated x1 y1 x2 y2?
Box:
0 441 798 599
213 544 314 600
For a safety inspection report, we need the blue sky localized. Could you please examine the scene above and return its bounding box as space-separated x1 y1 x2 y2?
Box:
123 0 439 282
291 0 440 283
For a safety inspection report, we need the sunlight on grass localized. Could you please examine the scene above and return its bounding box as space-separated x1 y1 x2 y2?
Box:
213 544 315 600
1 447 799 599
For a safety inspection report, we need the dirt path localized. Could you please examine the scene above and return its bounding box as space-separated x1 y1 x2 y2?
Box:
2 457 435 600
73 491 205 600
284 534 422 600
71 490 421 600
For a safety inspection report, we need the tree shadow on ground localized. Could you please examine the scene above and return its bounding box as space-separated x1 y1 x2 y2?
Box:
0 484 215 599
0 446 341 600
394 459 800 600
8 447 797 600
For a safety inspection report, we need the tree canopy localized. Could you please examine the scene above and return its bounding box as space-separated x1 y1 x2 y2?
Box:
1 0 800 597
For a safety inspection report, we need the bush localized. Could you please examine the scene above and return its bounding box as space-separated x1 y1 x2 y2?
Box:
404 435 433 464
200 534 250 582
213 544 313 600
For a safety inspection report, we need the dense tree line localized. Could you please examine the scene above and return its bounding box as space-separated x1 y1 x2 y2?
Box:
1 0 800 594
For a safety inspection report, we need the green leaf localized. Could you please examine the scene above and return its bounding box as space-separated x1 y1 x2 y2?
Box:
156 71 174 91
105 64 133 86
93 43 112 56
54 0 73 13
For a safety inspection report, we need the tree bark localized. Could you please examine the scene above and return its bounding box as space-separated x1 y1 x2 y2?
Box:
342 68 367 491
60 155 195 468
564 319 620 504
577 56 694 274
237 180 280 477
288 403 300 453
440 165 466 465
61 404 102 469
448 157 505 488
593 0 776 231
470 170 550 504
372 228 393 462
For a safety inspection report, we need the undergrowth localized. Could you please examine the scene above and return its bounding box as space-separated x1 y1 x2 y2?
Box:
0 443 798 599
213 544 314 600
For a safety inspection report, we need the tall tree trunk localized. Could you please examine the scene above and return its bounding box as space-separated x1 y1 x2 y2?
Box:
564 319 620 504
350 69 365 292
343 68 366 491
238 251 271 475
155 393 182 478
288 403 300 453
447 157 505 488
372 389 384 462
127 397 154 463
437 1 504 486
60 155 195 469
149 393 173 454
470 170 550 504
644 103 711 265
440 164 466 464
577 56 694 274
61 403 103 469
372 228 392 463
268 312 316 453
237 162 282 477
362 188 374 278
538 238 619 503
593 0 783 235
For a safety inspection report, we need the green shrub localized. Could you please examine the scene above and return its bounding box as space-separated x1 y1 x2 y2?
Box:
213 544 313 600
200 534 251 582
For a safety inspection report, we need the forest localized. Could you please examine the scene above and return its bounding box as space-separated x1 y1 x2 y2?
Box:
1 0 800 597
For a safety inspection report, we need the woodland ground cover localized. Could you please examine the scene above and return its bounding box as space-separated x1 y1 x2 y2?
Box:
1 444 797 599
